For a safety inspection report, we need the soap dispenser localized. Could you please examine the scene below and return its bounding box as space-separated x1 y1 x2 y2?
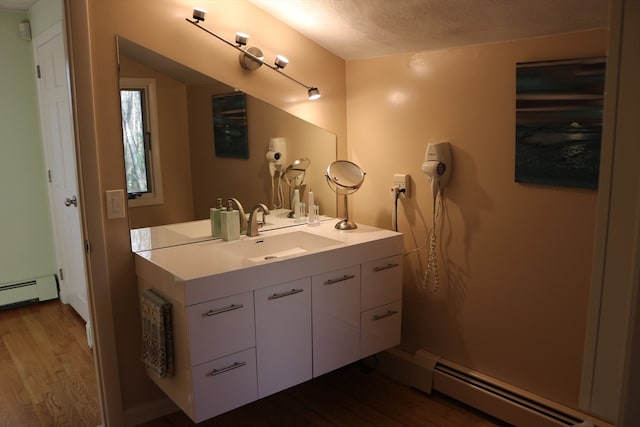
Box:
220 200 240 241
210 197 224 238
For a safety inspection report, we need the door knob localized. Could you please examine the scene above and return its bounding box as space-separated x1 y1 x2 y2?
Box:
64 196 78 207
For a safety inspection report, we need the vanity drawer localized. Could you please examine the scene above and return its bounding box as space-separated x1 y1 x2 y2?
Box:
361 254 403 311
312 265 360 377
187 291 255 366
255 277 312 398
191 348 258 422
360 300 402 358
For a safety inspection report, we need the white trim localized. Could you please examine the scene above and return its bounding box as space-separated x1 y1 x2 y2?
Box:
377 349 614 427
580 0 640 422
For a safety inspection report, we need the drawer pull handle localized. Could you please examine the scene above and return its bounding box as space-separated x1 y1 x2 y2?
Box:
373 310 399 321
373 263 399 272
268 288 304 300
203 304 244 317
206 361 246 377
325 274 356 285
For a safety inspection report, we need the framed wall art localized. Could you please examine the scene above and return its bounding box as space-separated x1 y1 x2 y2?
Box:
515 57 606 189
212 92 249 158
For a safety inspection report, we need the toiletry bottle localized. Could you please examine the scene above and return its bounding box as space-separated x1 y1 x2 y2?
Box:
307 189 314 218
220 200 240 241
292 189 301 218
210 197 223 238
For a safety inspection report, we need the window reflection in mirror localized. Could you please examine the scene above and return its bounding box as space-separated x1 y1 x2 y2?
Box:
117 37 337 251
120 77 164 207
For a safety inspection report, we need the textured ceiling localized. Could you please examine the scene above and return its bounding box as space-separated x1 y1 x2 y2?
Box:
249 0 610 60
2 0 610 60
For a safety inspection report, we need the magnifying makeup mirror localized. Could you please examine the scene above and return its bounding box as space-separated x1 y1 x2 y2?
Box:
282 157 311 188
282 157 311 217
325 160 366 230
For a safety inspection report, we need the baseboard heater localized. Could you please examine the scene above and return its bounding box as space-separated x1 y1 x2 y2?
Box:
0 275 58 309
378 349 611 427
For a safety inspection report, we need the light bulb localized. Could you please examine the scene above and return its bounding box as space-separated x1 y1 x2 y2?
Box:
235 32 250 46
274 55 289 69
307 87 321 100
192 8 207 22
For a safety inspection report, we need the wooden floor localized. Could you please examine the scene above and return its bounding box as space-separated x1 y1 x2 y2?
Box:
140 362 510 427
0 300 101 427
0 300 508 427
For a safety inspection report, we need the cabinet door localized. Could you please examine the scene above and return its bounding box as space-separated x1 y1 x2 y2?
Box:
361 254 403 311
191 348 257 422
254 277 312 398
360 301 402 358
186 291 255 366
312 265 360 377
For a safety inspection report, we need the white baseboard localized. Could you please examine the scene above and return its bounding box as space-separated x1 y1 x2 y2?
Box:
376 348 614 427
123 396 178 427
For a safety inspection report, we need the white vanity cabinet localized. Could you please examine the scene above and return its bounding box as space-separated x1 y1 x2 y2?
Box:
135 222 404 423
186 292 258 420
255 278 312 397
312 265 361 377
360 255 403 358
311 255 403 375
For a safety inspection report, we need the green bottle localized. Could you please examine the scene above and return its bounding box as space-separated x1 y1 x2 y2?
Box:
210 197 224 238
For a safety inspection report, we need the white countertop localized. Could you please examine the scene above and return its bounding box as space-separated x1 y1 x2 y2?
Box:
135 218 404 306
135 220 402 282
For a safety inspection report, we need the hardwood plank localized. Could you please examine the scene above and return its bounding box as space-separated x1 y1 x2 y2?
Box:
0 339 42 427
0 301 101 427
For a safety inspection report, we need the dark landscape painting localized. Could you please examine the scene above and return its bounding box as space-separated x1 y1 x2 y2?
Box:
515 57 606 189
212 92 249 158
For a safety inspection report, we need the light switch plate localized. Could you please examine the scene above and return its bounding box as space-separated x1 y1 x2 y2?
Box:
105 189 126 219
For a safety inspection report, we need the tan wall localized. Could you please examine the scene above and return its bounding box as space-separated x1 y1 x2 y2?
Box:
68 0 346 417
346 29 606 408
120 56 195 229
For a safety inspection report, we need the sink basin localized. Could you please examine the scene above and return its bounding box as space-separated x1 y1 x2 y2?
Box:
220 231 342 263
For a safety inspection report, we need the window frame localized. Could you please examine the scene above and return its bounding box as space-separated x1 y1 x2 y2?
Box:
119 77 164 208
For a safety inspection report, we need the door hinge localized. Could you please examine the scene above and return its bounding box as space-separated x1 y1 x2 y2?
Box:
47 169 52 183
85 239 92 254
58 268 64 281
36 65 41 79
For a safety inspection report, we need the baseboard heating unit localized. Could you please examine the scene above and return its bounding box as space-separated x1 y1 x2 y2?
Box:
0 275 58 309
377 349 612 427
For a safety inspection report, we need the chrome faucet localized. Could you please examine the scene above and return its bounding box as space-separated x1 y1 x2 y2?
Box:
227 198 247 234
247 204 270 237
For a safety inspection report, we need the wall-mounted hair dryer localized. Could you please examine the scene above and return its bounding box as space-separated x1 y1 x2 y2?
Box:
421 141 451 196
266 137 287 177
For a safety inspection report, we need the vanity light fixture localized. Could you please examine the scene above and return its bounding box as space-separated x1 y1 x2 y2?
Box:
186 8 321 100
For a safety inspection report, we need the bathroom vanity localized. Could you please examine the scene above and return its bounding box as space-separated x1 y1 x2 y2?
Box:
135 220 403 422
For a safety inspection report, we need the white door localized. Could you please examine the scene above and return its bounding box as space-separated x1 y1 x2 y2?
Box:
33 23 90 325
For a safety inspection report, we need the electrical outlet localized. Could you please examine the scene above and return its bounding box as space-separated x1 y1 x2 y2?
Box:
393 173 410 198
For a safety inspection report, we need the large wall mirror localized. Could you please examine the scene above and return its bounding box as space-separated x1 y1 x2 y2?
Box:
117 37 337 251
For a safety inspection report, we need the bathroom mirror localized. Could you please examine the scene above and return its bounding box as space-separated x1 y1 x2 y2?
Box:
117 37 337 251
